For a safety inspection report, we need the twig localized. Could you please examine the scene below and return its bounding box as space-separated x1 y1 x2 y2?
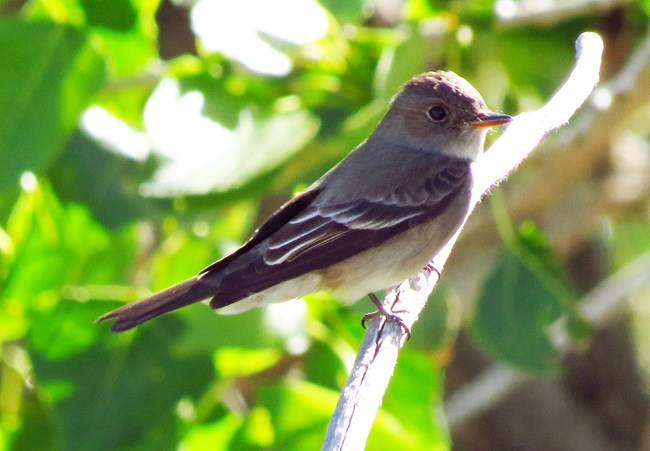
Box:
444 249 650 428
550 250 650 352
495 0 630 28
444 364 527 427
322 32 604 451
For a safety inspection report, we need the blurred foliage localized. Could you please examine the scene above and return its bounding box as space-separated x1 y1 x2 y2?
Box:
472 221 585 375
1 0 650 450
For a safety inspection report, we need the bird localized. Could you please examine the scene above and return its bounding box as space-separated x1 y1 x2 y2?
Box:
97 70 511 332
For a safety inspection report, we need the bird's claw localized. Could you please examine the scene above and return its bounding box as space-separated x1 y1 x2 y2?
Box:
425 262 441 278
362 292 412 340
361 311 412 340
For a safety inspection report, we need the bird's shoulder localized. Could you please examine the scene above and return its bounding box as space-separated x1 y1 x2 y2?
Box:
319 141 472 206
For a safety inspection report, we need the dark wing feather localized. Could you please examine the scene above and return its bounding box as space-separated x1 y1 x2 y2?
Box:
199 185 322 274
208 157 471 307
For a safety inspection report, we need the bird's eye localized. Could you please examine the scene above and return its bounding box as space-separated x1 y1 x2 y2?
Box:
426 106 447 122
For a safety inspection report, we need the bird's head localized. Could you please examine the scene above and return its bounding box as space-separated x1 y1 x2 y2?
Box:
375 71 511 160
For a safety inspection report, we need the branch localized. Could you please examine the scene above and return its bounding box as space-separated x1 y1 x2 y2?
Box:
495 0 630 28
322 32 604 451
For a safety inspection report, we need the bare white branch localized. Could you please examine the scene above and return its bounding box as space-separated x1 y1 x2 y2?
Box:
495 0 630 27
322 32 604 451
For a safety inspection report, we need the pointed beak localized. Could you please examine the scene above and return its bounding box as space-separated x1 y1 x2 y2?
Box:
468 112 512 128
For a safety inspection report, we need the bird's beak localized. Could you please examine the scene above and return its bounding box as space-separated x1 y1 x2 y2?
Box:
468 112 512 128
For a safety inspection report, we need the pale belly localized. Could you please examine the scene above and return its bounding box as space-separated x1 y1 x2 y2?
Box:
319 218 456 301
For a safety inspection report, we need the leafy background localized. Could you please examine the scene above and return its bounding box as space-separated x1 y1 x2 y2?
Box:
1 0 650 449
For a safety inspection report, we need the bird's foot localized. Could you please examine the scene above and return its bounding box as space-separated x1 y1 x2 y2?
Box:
362 292 411 340
424 262 441 278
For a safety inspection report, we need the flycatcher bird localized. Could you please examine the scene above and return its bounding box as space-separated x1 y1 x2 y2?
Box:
98 71 511 332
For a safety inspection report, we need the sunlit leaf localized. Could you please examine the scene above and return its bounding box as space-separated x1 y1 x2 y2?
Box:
145 107 319 195
214 348 282 378
3 185 112 304
180 413 242 451
254 380 337 449
368 349 449 450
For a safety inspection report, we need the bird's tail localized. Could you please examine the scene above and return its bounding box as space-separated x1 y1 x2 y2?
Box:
96 278 212 332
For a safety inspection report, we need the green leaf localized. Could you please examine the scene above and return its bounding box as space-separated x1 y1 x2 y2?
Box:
369 349 449 450
1 182 143 361
47 130 163 229
3 187 107 303
640 0 650 18
80 0 137 31
180 413 242 451
609 217 650 269
302 337 348 390
319 0 365 21
30 317 215 451
28 299 108 360
172 306 271 355
471 230 572 374
23 0 158 79
253 380 337 449
2 182 141 306
214 347 282 378
0 20 105 189
10 386 57 451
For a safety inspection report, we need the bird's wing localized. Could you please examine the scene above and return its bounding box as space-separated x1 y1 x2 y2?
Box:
207 156 471 307
199 184 323 274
